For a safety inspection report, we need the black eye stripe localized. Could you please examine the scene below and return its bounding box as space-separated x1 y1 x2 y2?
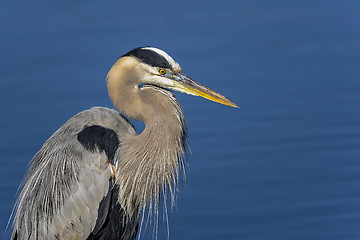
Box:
123 48 172 69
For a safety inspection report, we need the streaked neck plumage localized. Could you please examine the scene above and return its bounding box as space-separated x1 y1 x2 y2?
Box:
106 56 187 221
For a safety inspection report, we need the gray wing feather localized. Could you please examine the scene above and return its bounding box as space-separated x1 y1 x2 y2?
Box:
11 107 136 240
48 153 111 239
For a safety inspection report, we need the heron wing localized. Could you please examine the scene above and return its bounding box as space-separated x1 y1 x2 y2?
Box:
47 149 114 239
86 183 139 240
11 107 138 240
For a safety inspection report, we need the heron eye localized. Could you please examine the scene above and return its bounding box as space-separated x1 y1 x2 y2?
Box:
159 69 166 75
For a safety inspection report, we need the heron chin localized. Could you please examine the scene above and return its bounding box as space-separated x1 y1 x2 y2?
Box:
10 47 238 240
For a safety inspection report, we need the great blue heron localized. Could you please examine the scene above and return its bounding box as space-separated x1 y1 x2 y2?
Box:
10 47 238 240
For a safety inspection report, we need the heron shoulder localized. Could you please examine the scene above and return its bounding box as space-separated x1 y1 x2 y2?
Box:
77 125 119 163
70 107 136 138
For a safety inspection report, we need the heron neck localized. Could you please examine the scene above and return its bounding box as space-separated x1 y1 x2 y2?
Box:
115 95 187 218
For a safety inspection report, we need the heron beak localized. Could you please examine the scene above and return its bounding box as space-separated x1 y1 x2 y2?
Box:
171 73 239 108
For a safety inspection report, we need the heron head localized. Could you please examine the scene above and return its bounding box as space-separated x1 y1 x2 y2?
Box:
110 47 238 108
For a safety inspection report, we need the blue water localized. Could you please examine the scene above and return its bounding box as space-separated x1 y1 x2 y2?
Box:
1 0 360 239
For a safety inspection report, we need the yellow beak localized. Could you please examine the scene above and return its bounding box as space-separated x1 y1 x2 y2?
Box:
170 73 239 108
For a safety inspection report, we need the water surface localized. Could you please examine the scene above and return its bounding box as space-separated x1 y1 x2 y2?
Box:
1 0 360 239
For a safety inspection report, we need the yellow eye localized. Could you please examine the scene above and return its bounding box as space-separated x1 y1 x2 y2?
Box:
159 69 166 75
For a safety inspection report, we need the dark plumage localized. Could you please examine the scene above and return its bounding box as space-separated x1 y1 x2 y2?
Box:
123 47 172 69
86 184 138 240
77 125 120 163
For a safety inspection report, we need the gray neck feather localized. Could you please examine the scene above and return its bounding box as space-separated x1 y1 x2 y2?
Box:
114 87 187 226
107 57 188 232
